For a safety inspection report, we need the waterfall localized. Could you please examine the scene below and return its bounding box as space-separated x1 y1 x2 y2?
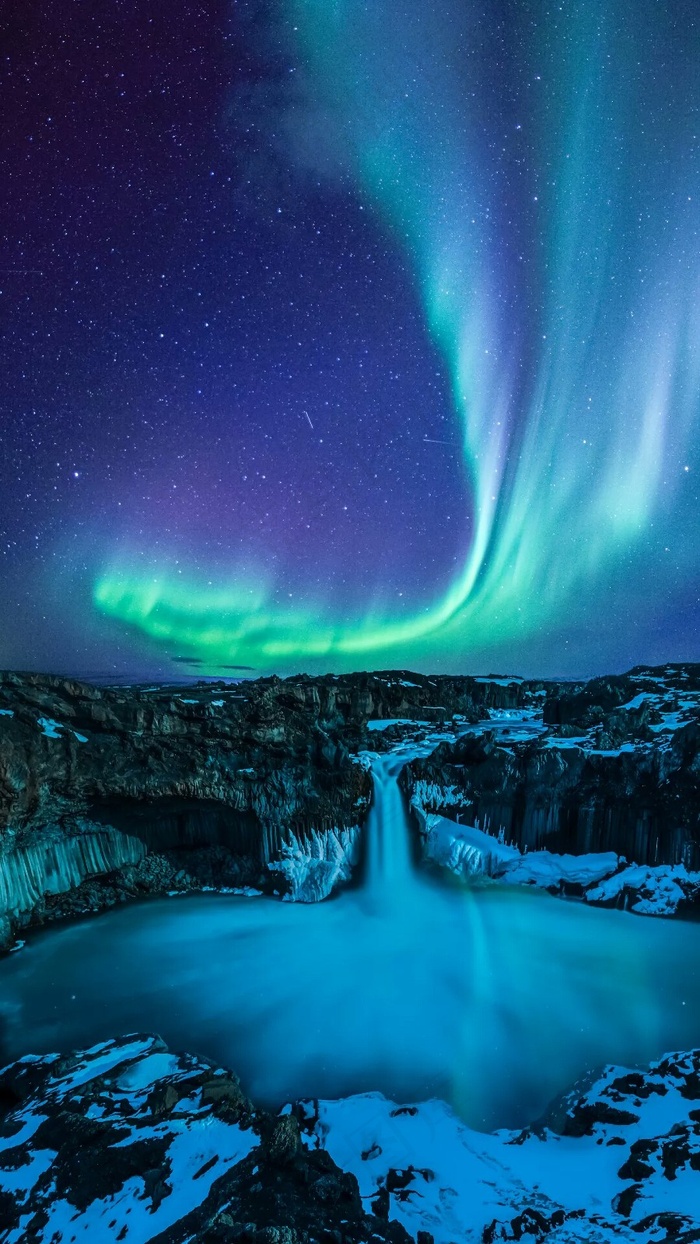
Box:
363 739 447 901
365 754 416 897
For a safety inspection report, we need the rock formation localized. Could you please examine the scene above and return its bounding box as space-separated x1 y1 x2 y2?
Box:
1 663 699 942
2 1032 699 1243
0 668 546 945
404 664 700 885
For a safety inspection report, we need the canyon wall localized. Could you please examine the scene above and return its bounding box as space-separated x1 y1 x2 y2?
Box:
2 663 699 942
404 665 700 869
0 668 550 943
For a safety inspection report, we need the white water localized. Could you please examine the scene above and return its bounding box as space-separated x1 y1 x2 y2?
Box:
364 747 429 901
1 738 700 1130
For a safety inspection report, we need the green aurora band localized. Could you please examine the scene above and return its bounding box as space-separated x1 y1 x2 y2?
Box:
94 0 700 671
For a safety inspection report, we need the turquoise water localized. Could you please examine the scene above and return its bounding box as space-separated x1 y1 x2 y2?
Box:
1 748 700 1129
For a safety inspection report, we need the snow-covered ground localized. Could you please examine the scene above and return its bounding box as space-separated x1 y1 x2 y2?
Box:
0 1036 258 1244
585 863 700 916
306 1046 700 1242
416 808 700 915
2 1034 699 1244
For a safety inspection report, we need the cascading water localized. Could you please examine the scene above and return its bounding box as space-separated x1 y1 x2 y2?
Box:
363 748 424 902
2 736 700 1130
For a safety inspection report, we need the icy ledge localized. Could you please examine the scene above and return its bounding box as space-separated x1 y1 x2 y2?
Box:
268 825 361 902
414 805 700 916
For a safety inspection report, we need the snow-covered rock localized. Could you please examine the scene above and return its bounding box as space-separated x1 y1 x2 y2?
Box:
4 1034 700 1244
585 863 700 916
503 848 621 891
417 807 620 892
268 825 361 902
418 808 520 878
415 809 700 915
304 1048 700 1243
0 1035 411 1244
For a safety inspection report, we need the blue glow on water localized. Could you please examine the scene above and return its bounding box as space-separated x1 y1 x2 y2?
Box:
1 750 700 1129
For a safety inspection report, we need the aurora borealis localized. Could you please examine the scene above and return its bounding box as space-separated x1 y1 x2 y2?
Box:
2 0 699 677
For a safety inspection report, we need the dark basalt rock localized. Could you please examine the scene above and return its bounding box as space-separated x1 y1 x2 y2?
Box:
2 663 699 942
0 668 552 945
0 1035 412 1244
562 1101 641 1138
404 663 700 872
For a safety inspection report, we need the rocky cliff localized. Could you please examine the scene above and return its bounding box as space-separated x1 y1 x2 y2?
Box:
404 664 700 880
2 663 699 943
0 1034 413 1244
0 668 550 945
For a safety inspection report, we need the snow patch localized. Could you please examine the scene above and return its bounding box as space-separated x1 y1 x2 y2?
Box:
586 862 700 915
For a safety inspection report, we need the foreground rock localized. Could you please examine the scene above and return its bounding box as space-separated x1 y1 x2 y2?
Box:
2 1034 700 1243
310 1046 700 1242
0 1035 412 1244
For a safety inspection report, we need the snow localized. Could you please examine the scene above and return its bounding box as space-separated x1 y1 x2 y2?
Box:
367 717 430 731
37 716 63 738
116 1052 181 1091
411 779 465 811
651 711 686 732
30 1113 255 1244
0 1036 261 1244
73 730 88 743
0 709 14 717
620 692 654 710
487 707 538 720
47 1036 157 1089
419 803 700 915
473 675 523 685
503 848 620 889
304 1049 700 1243
268 826 361 901
422 813 520 878
586 863 700 915
211 698 224 706
544 735 590 749
544 737 639 756
420 811 620 891
0 1145 56 1196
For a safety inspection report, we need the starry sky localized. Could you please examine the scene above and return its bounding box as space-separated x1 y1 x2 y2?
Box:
1 0 699 679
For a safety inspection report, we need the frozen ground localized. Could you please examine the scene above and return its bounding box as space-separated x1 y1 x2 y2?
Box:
2 1034 700 1243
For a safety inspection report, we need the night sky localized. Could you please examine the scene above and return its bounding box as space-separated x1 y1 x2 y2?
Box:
1 0 699 679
